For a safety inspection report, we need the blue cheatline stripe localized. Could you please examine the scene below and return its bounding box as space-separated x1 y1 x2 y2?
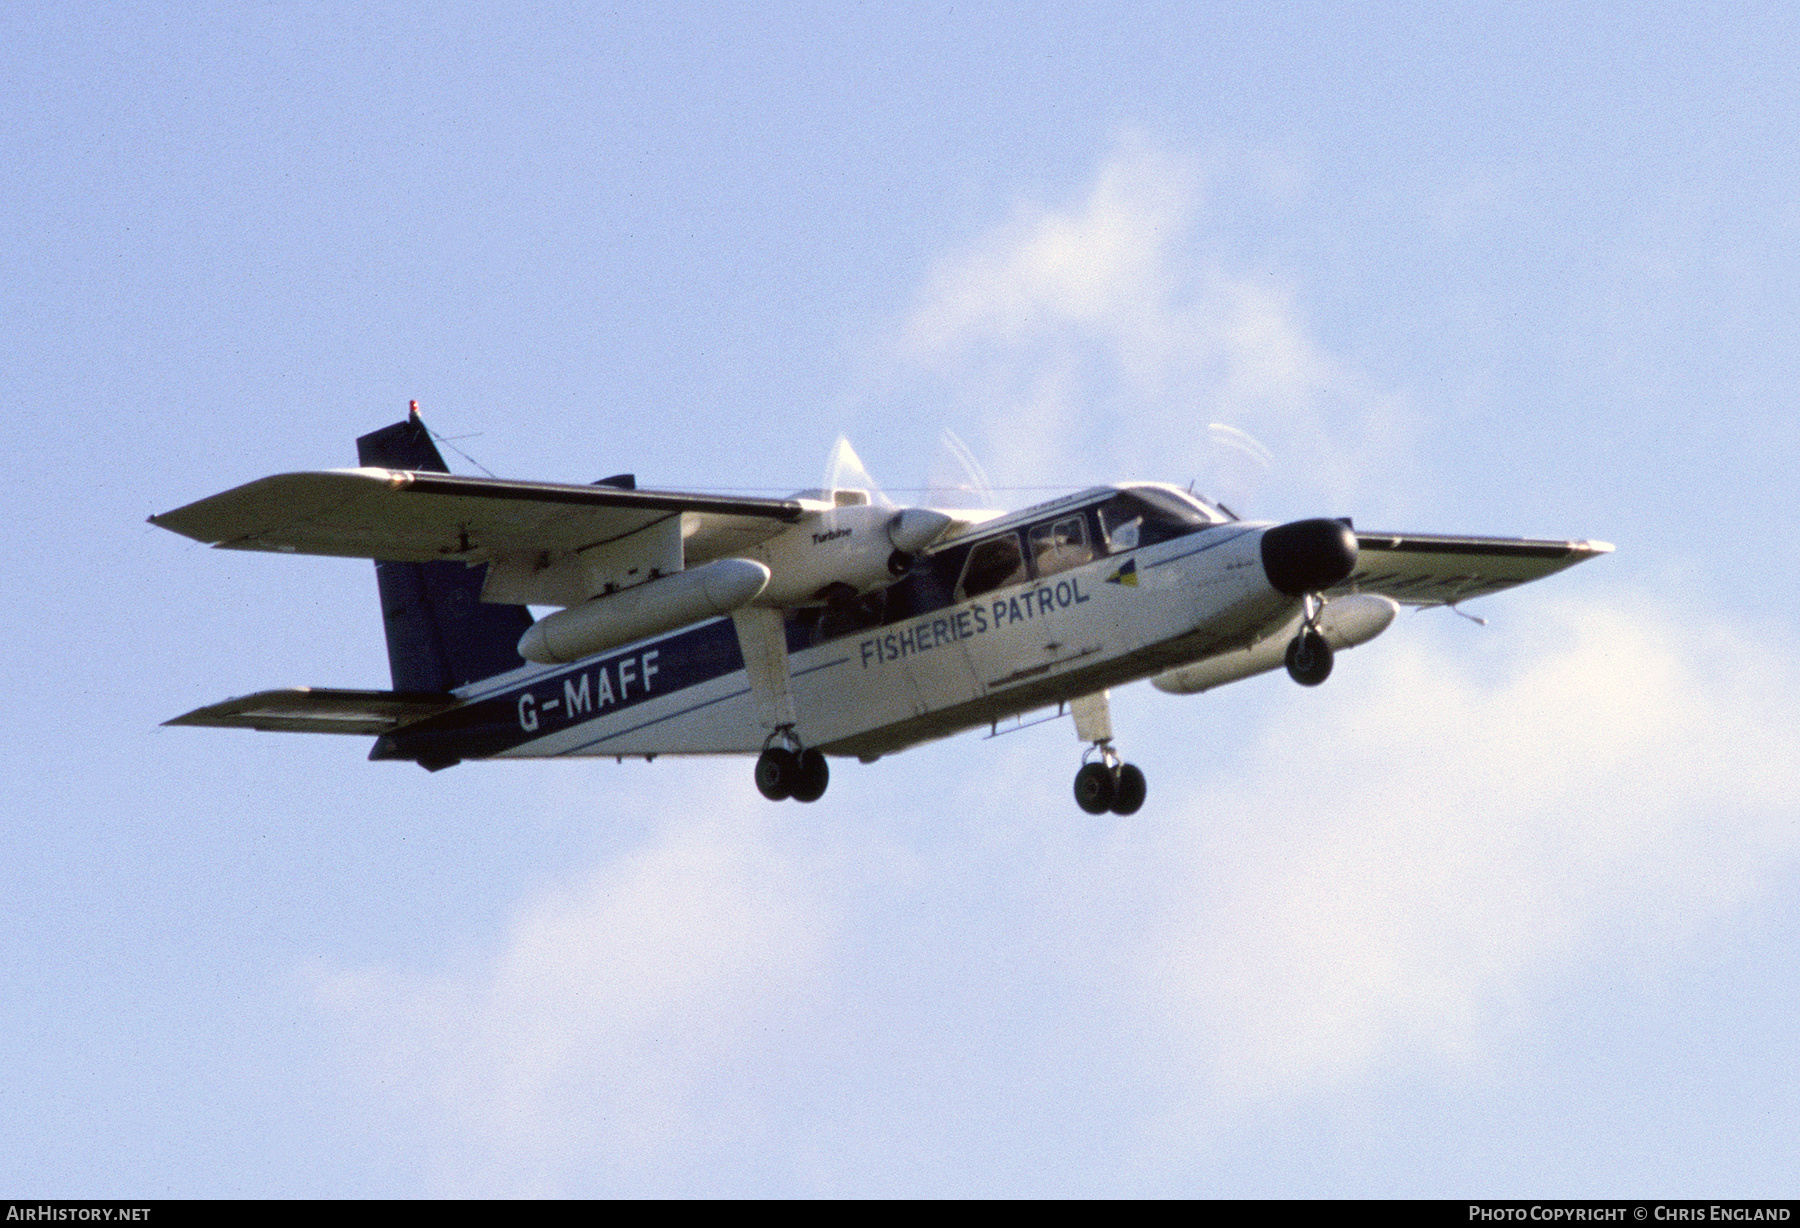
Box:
554 654 852 754
554 683 750 754
1142 526 1256 571
376 616 746 763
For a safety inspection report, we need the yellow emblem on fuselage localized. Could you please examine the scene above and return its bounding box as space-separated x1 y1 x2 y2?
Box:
1105 558 1138 586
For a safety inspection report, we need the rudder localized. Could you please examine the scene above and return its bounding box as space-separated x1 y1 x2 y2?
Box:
356 407 534 692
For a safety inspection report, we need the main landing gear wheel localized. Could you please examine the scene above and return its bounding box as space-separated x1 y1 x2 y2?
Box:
1070 693 1146 815
790 748 829 803
1285 629 1333 686
755 742 831 803
1074 762 1115 814
755 747 798 800
1111 763 1147 815
1073 760 1148 815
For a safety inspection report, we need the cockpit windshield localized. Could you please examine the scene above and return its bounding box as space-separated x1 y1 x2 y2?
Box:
1095 486 1223 552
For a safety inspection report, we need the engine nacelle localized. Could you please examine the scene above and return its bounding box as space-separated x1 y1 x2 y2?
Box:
748 504 952 607
1151 594 1399 694
1260 518 1359 597
517 558 771 665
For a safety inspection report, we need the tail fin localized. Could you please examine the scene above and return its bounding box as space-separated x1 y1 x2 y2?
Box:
355 406 534 692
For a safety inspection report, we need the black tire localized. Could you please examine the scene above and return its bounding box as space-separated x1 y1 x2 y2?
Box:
790 748 830 803
1074 762 1116 814
1111 763 1147 815
755 747 797 800
1285 630 1333 686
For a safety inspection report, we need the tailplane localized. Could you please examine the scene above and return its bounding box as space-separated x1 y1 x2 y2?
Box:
355 405 534 692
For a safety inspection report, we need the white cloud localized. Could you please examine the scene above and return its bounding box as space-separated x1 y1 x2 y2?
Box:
1135 595 1800 1105
310 774 827 1196
889 136 1409 517
881 142 1800 1127
311 594 1800 1195
307 138 1800 1192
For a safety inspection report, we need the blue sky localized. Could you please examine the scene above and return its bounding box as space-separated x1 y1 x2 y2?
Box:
4 1 1797 1197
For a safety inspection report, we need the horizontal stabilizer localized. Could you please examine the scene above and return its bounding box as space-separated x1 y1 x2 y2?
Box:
162 687 459 735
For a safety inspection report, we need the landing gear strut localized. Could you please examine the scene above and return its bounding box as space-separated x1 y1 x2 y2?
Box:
733 608 828 803
1285 594 1334 686
1069 690 1146 815
755 728 829 803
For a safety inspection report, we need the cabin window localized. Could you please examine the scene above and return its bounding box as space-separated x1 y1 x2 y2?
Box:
956 532 1026 600
1027 514 1094 578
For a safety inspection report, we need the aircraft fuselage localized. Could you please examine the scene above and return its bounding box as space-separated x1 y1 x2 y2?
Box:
372 505 1285 769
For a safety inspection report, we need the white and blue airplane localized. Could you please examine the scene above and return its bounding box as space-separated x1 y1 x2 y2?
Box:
151 406 1611 813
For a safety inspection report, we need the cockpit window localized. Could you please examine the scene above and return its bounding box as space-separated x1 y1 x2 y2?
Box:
1098 502 1142 552
1027 514 1094 578
1096 489 1216 552
956 532 1027 600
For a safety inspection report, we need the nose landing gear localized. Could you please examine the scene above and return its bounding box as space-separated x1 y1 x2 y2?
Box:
1285 594 1335 686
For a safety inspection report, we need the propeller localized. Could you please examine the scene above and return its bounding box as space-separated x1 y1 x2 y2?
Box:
772 435 949 610
1201 423 1362 687
818 434 944 573
924 427 999 511
820 435 888 510
1202 422 1272 519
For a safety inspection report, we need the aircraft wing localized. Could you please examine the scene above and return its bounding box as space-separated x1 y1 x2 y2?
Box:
151 468 805 562
1333 532 1614 605
162 687 461 735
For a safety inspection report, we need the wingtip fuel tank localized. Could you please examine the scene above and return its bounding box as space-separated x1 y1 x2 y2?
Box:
517 558 772 665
